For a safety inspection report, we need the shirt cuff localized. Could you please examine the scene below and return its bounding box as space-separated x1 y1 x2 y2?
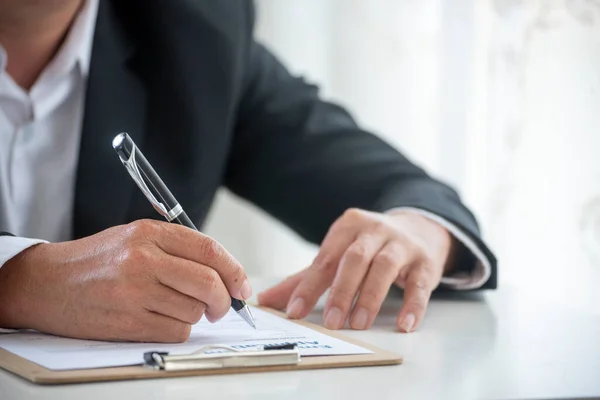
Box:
0 236 48 333
385 207 491 290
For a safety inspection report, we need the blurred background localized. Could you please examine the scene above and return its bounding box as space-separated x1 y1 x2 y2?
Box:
204 0 600 299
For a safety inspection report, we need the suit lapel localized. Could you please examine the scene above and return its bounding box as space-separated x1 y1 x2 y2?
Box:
72 0 147 238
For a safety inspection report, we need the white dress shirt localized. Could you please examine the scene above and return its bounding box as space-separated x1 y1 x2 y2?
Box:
0 0 98 257
0 0 490 321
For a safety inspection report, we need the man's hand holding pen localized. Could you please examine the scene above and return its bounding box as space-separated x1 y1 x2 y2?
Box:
0 219 252 343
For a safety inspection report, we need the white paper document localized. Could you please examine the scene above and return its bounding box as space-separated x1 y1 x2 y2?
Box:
0 307 371 370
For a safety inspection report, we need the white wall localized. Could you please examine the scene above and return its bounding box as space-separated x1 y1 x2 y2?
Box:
483 0 600 297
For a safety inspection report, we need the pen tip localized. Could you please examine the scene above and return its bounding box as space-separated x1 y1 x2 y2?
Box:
238 306 257 329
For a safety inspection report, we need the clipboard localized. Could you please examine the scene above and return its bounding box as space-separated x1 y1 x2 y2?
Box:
0 307 402 385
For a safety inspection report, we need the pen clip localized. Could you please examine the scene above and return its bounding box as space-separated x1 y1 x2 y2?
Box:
119 146 171 220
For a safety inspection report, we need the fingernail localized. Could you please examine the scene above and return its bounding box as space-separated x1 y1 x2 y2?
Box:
351 307 369 330
287 298 304 318
324 307 343 330
399 313 415 333
239 279 252 300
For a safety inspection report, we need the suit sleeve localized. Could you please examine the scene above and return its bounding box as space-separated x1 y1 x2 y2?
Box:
224 1 497 290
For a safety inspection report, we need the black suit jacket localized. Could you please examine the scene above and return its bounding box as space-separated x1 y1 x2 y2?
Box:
1 0 497 289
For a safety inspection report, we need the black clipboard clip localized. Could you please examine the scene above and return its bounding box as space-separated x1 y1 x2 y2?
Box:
143 344 301 371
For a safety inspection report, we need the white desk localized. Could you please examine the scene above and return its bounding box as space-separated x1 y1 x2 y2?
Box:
1 277 599 400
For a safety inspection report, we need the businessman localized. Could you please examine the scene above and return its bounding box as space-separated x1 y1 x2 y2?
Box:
0 0 496 342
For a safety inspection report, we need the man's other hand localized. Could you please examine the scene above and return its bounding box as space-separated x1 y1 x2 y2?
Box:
258 209 454 332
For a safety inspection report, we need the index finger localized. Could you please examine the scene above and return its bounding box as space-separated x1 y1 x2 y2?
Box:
144 220 251 301
284 216 357 319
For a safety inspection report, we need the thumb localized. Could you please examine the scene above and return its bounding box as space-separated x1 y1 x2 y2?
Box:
257 269 307 311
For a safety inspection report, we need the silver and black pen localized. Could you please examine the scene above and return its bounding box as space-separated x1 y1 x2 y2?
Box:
111 132 256 329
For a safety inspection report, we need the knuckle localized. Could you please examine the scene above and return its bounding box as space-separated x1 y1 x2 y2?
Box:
373 251 398 269
291 280 319 302
343 207 366 222
390 229 411 248
358 289 382 307
406 299 426 314
127 219 160 238
189 301 206 324
345 244 369 263
120 244 150 267
412 278 429 291
398 232 427 257
199 237 222 263
329 284 356 304
371 219 389 234
171 323 192 343
412 240 428 259
202 269 221 293
316 257 338 275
